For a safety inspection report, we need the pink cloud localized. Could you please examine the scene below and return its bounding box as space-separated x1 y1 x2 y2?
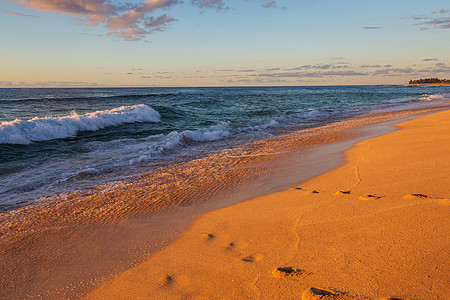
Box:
262 1 286 9
263 1 277 8
1 9 36 17
12 0 180 40
24 0 115 16
106 0 178 30
9 0 288 40
415 10 450 30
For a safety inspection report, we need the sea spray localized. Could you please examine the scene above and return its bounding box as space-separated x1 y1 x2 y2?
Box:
0 104 160 144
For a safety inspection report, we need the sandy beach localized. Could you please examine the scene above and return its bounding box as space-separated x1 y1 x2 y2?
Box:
1 106 449 299
2 0 450 298
86 109 450 299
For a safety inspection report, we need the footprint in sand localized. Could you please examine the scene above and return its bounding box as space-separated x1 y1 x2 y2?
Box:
160 274 190 290
272 267 310 278
302 287 373 300
402 193 430 200
242 253 263 262
164 275 174 286
358 194 383 201
335 190 351 196
301 287 341 300
302 287 410 300
295 187 321 194
225 242 235 251
202 233 215 242
403 194 450 206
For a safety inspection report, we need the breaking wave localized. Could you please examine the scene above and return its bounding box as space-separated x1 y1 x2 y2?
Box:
419 93 450 102
128 122 231 164
0 104 160 144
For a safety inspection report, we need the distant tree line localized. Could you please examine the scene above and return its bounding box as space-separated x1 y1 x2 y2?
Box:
409 78 450 84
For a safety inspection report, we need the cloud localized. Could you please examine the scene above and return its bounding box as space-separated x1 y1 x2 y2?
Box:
423 58 439 62
23 0 116 16
360 64 392 68
0 81 14 86
1 9 36 17
0 80 99 87
431 63 450 72
10 0 292 40
262 1 286 9
361 26 382 30
287 64 348 71
253 70 368 78
105 0 179 40
216 69 255 72
191 0 228 10
263 1 277 8
414 10 450 30
221 78 287 84
12 0 180 40
373 68 415 75
432 9 448 14
376 63 450 76
361 65 381 68
419 17 450 30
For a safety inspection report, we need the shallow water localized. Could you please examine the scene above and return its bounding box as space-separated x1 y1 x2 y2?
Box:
1 86 449 210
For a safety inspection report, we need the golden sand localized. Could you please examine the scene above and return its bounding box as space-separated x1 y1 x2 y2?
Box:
87 110 450 299
1 106 449 299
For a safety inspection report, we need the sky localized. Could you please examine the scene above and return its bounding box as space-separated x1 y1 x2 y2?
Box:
0 0 449 87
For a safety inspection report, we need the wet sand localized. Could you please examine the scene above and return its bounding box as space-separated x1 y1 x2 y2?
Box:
1 105 449 299
87 109 450 299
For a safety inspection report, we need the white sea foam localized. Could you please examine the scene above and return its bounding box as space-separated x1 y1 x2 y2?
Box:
245 119 279 131
422 93 450 101
419 93 432 101
182 122 231 142
128 122 231 164
0 104 160 144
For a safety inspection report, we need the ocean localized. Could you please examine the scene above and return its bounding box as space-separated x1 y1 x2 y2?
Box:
1 85 449 212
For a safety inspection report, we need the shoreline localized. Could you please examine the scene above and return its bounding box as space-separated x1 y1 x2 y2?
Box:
408 83 450 86
1 105 449 298
87 109 450 299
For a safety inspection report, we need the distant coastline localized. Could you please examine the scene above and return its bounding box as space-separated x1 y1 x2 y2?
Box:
408 83 450 86
408 78 450 86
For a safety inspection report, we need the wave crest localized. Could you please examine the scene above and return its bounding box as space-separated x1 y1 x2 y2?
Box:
128 122 231 164
0 104 160 144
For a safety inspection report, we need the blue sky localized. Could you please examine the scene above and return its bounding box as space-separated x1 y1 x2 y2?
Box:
0 0 449 87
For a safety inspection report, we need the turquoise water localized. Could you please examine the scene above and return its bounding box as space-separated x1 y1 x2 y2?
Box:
1 85 449 209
